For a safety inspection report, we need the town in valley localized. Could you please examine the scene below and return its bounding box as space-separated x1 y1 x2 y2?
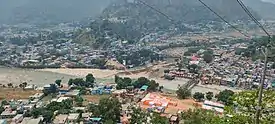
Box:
0 0 275 124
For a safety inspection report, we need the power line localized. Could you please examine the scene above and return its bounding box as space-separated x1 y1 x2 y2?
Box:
236 0 271 38
197 0 251 39
136 0 174 22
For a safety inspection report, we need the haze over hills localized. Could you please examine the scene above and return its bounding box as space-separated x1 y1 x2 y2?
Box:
0 0 274 25
0 0 111 25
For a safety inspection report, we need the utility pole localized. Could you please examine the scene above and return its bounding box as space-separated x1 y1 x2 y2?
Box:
255 46 268 124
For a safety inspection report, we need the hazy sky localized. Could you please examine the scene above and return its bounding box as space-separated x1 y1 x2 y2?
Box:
262 0 275 4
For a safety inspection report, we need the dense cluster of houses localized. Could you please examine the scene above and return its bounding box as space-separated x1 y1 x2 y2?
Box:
165 43 275 90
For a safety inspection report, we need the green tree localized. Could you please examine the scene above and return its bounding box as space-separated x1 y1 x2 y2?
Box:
68 79 73 86
203 51 213 63
97 97 121 123
85 73 95 86
193 92 205 102
31 108 43 118
1 100 8 106
0 107 4 114
181 108 251 124
206 92 214 101
148 80 159 91
55 79 62 86
42 110 54 123
151 112 169 124
216 89 234 105
176 85 191 99
74 96 84 107
130 107 148 124
225 90 275 123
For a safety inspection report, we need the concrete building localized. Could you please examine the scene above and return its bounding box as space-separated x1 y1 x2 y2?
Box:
67 113 79 124
53 114 68 124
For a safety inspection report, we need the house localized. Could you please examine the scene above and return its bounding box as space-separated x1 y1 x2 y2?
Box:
11 114 24 124
202 100 225 114
59 85 71 95
29 93 44 100
82 113 92 122
21 117 43 124
67 113 79 124
0 110 17 119
73 107 86 112
53 114 68 124
90 118 102 124
24 85 36 90
169 115 179 124
23 104 35 111
64 90 80 97
140 85 148 92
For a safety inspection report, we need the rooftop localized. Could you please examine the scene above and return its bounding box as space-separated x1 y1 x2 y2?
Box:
53 114 68 124
68 113 79 120
21 117 43 124
1 110 17 116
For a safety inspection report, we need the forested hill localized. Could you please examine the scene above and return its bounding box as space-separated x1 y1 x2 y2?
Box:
81 0 261 48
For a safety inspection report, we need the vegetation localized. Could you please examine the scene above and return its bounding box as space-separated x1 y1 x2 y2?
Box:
216 89 234 105
130 107 168 124
55 79 62 86
68 73 95 87
193 92 205 102
203 50 214 63
88 97 121 123
225 90 275 123
176 84 191 99
115 76 159 91
181 108 253 124
206 92 214 101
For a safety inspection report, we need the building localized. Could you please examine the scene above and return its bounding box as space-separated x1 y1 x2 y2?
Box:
67 113 79 124
21 117 43 124
29 93 44 100
11 114 24 124
53 114 68 124
0 110 17 119
202 100 225 114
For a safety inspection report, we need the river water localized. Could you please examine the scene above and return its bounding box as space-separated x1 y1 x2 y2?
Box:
0 67 77 86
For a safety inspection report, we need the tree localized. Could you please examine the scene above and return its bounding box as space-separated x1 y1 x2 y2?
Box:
68 79 73 86
85 73 95 86
193 92 205 102
74 96 84 107
133 77 150 88
1 100 8 106
42 110 54 123
31 108 43 118
0 107 4 114
43 84 58 95
7 83 13 87
225 90 275 123
151 113 169 124
148 80 159 91
97 97 122 123
203 51 213 63
130 107 148 124
55 79 62 86
188 64 199 73
206 92 214 101
216 89 234 105
181 108 251 124
176 85 191 99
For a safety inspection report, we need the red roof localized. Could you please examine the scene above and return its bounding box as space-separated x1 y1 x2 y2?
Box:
191 55 198 61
